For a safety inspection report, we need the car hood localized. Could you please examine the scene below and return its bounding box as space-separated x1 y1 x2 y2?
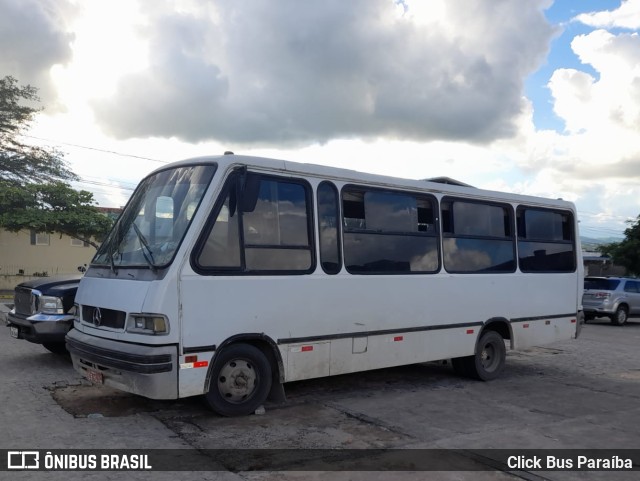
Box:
16 275 82 291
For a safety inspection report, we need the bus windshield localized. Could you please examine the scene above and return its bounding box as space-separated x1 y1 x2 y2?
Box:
93 164 216 270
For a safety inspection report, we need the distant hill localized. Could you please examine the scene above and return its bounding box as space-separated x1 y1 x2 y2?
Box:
580 236 622 251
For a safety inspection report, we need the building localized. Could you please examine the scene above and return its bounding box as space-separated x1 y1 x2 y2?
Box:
582 251 626 277
0 207 120 291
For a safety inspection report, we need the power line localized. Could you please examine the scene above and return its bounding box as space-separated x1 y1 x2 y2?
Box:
21 134 169 164
75 179 135 192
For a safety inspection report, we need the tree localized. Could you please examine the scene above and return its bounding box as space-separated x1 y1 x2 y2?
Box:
0 182 113 249
598 215 640 276
0 76 113 247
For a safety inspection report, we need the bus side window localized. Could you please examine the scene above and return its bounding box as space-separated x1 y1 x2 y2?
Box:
517 207 575 273
441 199 515 274
317 182 341 274
195 173 314 274
342 187 439 274
242 178 312 272
197 184 242 269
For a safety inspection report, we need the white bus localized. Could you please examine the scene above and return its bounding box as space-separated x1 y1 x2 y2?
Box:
67 154 583 416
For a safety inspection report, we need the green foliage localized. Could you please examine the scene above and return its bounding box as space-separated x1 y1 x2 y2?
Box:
0 181 113 248
0 76 78 185
598 215 640 276
0 76 113 247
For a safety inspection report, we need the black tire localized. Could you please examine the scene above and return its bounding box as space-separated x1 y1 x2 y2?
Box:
42 342 69 355
584 313 595 323
451 357 469 377
204 343 272 417
610 306 628 326
457 331 506 381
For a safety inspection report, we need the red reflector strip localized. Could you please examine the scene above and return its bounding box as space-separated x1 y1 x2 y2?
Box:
393 336 403 342
523 324 530 328
194 361 208 368
301 345 314 352
185 355 197 363
466 329 474 334
571 319 577 323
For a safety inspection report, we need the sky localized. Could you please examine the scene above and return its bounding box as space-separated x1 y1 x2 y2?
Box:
2 0 640 240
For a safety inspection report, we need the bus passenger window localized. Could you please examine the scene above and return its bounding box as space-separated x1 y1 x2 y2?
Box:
517 207 575 273
318 182 341 274
441 199 515 274
195 174 314 274
242 178 312 271
342 187 439 274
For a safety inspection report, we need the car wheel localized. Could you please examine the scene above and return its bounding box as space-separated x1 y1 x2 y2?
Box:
610 306 628 326
452 331 506 381
204 343 272 417
42 342 69 355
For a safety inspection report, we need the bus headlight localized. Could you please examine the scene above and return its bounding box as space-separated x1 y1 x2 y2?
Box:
127 314 169 335
40 296 64 315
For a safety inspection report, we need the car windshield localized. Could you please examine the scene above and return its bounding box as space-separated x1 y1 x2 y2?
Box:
93 164 216 269
584 278 620 290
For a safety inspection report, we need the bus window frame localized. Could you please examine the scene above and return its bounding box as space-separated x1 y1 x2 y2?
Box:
317 181 343 275
191 169 316 276
516 206 577 274
441 196 517 274
341 184 441 275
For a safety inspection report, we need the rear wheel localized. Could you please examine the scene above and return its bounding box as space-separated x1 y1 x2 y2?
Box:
452 331 506 381
610 306 628 326
204 343 272 417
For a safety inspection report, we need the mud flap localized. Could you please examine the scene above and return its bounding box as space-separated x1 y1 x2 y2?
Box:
576 311 584 339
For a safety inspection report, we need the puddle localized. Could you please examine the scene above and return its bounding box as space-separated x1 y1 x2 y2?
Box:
615 370 640 381
49 382 169 417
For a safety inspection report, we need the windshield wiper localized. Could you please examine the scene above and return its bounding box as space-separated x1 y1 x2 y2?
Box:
109 220 121 275
132 222 157 272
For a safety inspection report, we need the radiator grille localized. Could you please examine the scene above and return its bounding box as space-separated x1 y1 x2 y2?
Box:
81 305 126 329
14 287 36 316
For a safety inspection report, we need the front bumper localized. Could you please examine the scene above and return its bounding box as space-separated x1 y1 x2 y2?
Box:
583 306 615 316
66 329 178 399
7 310 73 344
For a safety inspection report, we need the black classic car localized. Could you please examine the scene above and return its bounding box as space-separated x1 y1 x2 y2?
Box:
6 275 81 354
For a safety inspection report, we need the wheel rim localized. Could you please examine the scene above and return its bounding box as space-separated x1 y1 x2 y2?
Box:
217 358 257 404
480 342 499 372
618 309 627 324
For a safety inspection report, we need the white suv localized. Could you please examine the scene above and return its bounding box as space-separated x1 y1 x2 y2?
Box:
583 277 640 326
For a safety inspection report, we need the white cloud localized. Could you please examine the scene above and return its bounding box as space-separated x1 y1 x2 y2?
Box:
544 28 640 179
0 0 76 106
574 0 640 30
90 0 554 145
5 0 640 238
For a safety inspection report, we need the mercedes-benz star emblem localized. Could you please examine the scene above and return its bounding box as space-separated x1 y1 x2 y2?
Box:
93 307 102 326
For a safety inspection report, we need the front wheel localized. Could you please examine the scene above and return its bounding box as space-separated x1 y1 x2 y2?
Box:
452 331 506 381
42 342 68 355
204 343 272 417
610 306 628 326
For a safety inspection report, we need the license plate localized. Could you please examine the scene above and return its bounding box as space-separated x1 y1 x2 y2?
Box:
9 326 19 339
85 368 104 384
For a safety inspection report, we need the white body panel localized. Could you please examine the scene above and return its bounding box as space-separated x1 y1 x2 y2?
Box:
179 269 579 383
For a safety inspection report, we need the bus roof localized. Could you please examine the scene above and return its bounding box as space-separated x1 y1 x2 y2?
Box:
150 154 577 211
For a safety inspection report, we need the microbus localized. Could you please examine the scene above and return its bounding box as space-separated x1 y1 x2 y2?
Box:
67 154 583 416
